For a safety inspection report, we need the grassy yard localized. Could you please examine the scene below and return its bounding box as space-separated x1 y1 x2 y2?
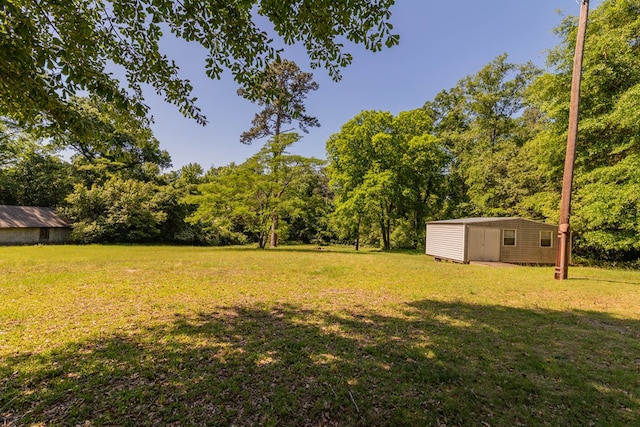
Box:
1 245 639 426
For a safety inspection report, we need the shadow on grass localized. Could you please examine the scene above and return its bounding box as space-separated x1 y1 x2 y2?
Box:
267 246 426 256
262 246 388 256
570 276 640 286
161 245 376 256
199 244 400 256
2 301 639 426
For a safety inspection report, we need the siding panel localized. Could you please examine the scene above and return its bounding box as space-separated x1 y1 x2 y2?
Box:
498 219 557 264
426 224 466 262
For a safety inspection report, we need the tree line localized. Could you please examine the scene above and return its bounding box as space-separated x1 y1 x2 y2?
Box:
1 0 639 263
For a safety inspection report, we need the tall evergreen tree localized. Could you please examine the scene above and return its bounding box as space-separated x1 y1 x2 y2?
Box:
238 59 320 247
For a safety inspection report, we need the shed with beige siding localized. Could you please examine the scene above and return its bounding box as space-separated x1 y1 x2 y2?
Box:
0 205 71 245
426 217 558 264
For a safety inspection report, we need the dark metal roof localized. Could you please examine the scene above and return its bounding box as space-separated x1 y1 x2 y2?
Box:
0 205 70 228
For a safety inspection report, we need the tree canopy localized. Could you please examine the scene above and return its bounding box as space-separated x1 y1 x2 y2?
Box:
524 0 640 259
186 137 326 248
327 109 447 250
426 54 541 217
1 0 398 136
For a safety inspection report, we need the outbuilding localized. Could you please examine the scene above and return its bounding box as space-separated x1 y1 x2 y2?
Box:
0 205 71 245
426 217 558 265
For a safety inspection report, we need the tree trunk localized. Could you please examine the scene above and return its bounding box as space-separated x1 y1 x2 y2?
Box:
386 224 391 250
414 211 421 249
269 213 278 247
354 217 360 250
381 219 391 251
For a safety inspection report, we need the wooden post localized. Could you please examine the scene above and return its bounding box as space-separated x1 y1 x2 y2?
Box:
555 0 589 280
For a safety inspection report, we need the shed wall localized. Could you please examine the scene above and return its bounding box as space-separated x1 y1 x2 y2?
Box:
496 219 556 264
425 224 466 262
467 226 501 262
49 228 71 243
0 227 70 244
452 218 556 264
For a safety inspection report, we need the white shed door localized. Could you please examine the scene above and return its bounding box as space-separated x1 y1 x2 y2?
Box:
467 227 500 262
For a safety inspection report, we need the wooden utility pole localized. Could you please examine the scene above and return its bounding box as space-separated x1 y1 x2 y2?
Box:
555 0 589 280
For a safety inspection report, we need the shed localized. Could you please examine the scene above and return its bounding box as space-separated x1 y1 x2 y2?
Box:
426 217 558 264
0 205 71 245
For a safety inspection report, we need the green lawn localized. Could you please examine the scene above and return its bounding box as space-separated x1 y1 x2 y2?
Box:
1 245 639 426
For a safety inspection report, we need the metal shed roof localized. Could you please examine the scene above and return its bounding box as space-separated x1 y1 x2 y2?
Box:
427 217 556 226
427 217 518 224
0 205 70 228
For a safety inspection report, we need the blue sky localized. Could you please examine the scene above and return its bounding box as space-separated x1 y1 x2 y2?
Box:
144 0 602 171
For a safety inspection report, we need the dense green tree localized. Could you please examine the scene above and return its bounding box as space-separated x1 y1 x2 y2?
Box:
186 161 266 246
69 156 166 189
426 54 541 217
426 86 471 218
327 109 446 250
285 166 334 245
171 163 205 187
187 136 325 248
327 111 393 249
393 110 449 247
1 118 28 199
53 97 171 179
572 155 640 259
1 0 397 137
0 118 22 166
48 158 210 244
62 177 168 243
154 163 212 245
0 122 71 207
0 143 71 207
523 0 640 260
